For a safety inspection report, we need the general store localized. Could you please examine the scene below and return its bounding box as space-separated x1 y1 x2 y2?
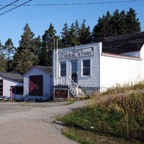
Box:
53 32 144 98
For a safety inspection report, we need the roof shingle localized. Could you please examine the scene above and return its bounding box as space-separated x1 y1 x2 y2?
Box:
102 32 144 54
0 72 23 82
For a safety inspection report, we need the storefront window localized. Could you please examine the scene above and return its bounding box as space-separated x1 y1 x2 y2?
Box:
83 60 90 76
60 62 66 77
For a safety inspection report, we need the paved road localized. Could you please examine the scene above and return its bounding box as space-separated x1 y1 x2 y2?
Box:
0 100 89 144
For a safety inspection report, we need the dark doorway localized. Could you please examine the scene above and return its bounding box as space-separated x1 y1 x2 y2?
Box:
29 75 43 96
71 60 78 83
0 80 3 96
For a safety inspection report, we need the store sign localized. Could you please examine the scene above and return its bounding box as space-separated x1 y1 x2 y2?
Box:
58 47 94 59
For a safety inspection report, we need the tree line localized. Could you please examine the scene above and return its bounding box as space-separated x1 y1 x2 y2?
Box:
0 8 141 74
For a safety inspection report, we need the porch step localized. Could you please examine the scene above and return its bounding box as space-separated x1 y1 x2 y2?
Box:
69 86 85 98
55 77 85 98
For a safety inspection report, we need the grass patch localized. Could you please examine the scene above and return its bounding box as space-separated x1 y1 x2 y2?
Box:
62 127 142 144
60 92 144 143
102 81 144 95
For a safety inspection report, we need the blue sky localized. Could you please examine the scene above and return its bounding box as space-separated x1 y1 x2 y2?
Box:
0 0 143 47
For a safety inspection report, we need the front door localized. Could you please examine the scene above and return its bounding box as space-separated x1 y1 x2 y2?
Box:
71 60 78 83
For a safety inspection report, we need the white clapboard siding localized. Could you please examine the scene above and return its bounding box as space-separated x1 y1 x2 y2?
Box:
0 77 23 98
24 67 52 100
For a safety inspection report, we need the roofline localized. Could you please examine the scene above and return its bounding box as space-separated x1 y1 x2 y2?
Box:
104 31 144 40
35 66 52 76
0 73 23 83
23 66 52 77
102 52 142 61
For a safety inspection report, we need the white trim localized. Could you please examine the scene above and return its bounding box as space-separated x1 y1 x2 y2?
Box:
81 58 92 77
59 61 67 77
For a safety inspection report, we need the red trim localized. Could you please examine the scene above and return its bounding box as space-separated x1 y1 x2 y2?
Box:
10 86 13 100
102 52 142 61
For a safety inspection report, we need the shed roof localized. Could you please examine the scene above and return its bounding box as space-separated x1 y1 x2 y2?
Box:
0 72 23 82
35 65 52 74
24 65 52 76
102 32 144 54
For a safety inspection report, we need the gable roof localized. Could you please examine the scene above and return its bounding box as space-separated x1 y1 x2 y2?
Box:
35 65 52 74
0 72 23 82
102 32 144 54
24 65 52 76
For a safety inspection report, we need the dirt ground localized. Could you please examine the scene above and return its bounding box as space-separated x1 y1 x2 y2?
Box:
0 100 88 144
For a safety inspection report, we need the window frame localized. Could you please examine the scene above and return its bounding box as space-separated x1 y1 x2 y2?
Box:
60 62 66 77
81 59 91 77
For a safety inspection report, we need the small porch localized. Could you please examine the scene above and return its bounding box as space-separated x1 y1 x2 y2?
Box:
54 77 84 99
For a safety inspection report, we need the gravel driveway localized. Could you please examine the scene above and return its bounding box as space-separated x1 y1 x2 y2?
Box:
0 100 89 144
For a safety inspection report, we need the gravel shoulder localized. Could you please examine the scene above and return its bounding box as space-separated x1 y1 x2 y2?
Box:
0 100 89 144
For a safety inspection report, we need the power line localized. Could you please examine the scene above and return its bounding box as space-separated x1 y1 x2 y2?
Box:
0 0 32 16
0 0 19 11
0 0 141 7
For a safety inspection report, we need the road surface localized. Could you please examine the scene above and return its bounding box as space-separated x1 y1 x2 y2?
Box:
0 100 89 144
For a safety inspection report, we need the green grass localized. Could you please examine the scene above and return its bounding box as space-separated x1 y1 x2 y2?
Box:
62 127 142 144
60 92 144 143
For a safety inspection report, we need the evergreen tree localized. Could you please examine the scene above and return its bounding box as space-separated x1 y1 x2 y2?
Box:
74 20 80 44
119 10 127 34
38 23 56 66
110 10 121 35
3 38 15 71
92 8 141 41
0 54 6 72
0 42 7 72
68 21 80 46
125 8 141 33
60 23 70 47
12 23 38 74
33 36 42 55
92 11 112 41
79 19 91 44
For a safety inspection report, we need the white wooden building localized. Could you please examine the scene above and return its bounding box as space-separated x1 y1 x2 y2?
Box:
53 32 144 98
23 66 53 101
0 72 23 100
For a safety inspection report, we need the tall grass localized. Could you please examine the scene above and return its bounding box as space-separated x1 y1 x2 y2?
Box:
102 81 144 95
60 92 144 142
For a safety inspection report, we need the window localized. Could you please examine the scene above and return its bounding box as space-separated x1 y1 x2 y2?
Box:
83 60 90 76
60 62 66 77
13 86 23 95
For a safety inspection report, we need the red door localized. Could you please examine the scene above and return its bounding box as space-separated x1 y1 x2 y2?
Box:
29 75 43 96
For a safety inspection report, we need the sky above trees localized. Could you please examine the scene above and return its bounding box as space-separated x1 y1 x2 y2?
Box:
0 8 141 74
0 0 143 47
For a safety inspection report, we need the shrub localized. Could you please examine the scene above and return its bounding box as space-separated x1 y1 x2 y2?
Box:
61 92 144 141
102 81 144 95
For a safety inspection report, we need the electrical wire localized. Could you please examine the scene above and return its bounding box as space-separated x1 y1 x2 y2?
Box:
0 0 141 16
0 0 32 16
0 0 19 11
0 0 141 7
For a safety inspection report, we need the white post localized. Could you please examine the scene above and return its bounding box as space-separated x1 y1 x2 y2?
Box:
53 42 56 86
56 39 59 79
